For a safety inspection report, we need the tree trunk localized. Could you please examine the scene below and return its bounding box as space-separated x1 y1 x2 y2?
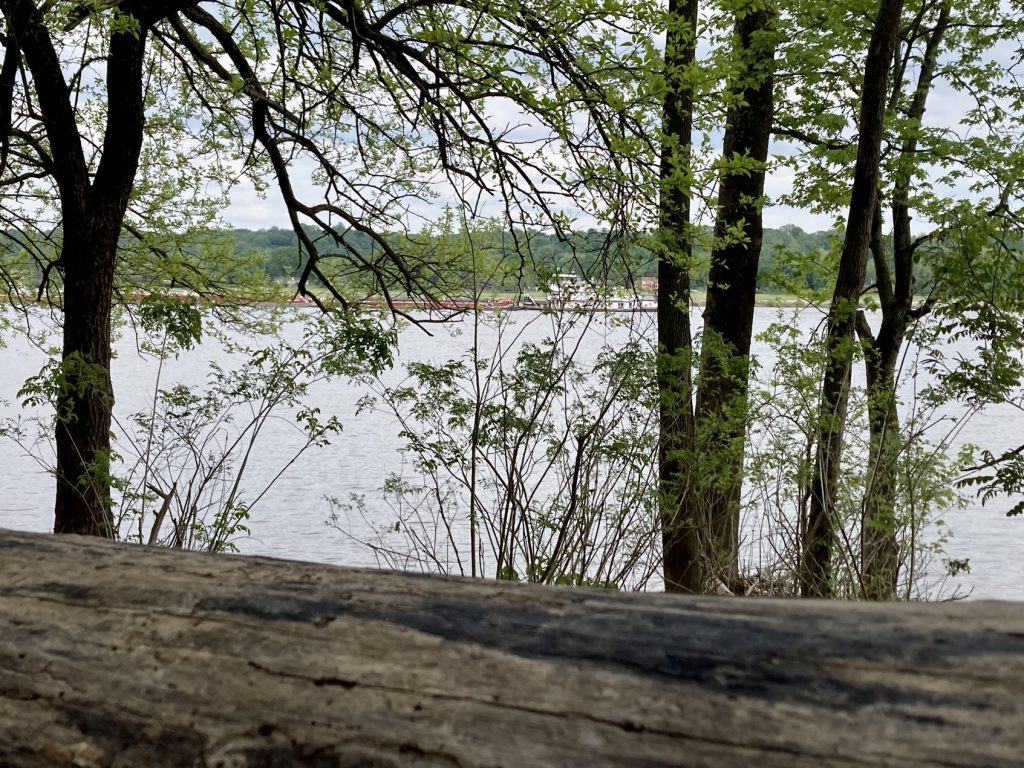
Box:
52 26 148 535
658 0 700 592
2 10 154 535
857 204 911 600
858 2 950 599
802 0 905 597
859 323 903 599
694 2 776 590
857 304 907 599
53 225 118 536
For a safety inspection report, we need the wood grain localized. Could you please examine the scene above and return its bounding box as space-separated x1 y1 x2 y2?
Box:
1 529 1022 766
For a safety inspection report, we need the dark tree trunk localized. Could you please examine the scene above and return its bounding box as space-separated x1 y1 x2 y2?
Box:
53 26 148 536
802 0 905 597
856 203 911 600
858 2 950 599
53 225 119 536
859 311 904 599
658 0 700 592
3 0 151 535
694 3 776 590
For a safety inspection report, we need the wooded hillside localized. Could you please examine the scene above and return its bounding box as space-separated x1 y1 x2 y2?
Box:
0 224 843 294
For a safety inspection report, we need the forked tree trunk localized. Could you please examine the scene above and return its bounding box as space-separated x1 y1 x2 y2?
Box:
694 2 776 590
859 325 904 599
2 2 151 536
858 2 950 600
858 209 908 598
51 26 148 536
857 202 912 601
658 0 700 592
802 0 905 597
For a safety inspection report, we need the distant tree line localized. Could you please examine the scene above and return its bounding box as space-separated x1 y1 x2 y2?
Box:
222 224 853 294
0 223 938 300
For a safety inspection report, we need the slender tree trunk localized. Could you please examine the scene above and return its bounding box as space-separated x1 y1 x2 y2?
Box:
857 202 906 597
694 2 776 590
857 2 950 599
856 203 911 600
802 0 905 597
658 0 700 592
858 311 904 599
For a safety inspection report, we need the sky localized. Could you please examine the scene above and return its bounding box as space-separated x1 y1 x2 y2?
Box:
220 148 843 235
214 52 846 236
215 4 1017 240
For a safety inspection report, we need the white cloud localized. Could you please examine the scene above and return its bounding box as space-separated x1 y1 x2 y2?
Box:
222 180 292 229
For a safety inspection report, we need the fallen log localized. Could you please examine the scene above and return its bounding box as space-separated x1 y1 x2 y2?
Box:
0 529 1022 767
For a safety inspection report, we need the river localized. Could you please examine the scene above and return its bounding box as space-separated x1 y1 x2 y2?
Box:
1 305 1022 600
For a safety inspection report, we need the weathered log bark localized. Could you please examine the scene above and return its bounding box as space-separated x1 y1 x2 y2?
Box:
1 529 1023 767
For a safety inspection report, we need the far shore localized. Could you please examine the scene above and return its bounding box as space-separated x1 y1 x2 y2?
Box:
1 287 836 312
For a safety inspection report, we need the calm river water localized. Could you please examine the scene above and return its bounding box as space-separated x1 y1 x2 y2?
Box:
2 306 1022 599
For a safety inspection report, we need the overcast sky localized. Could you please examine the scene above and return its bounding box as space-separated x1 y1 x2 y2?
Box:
220 154 842 235
217 42 995 240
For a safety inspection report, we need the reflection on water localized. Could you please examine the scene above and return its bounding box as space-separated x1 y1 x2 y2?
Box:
1 307 1021 599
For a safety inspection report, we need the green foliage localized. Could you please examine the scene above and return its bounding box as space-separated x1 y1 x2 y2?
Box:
18 352 112 424
745 313 972 598
136 297 204 352
956 447 1024 519
116 310 394 552
337 312 661 589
